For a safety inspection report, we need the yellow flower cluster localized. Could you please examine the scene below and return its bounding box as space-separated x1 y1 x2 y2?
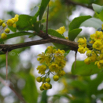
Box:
36 46 66 90
56 26 66 34
78 30 103 69
0 14 19 39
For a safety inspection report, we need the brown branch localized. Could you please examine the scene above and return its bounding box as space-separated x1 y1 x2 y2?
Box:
49 35 78 51
65 0 93 10
0 77 26 103
0 38 52 52
0 34 78 53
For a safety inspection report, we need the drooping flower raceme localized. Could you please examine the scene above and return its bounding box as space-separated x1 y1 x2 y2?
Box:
78 28 103 69
36 46 66 90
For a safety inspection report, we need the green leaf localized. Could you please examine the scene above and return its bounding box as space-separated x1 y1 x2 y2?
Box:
16 14 40 31
0 32 35 42
20 73 38 103
40 90 48 103
16 14 33 31
96 10 103 21
88 73 103 96
16 15 32 31
39 0 50 20
69 16 91 31
92 4 103 13
70 80 87 91
71 61 102 76
92 4 103 21
8 25 16 32
30 6 39 16
47 29 69 49
81 18 103 29
69 29 82 41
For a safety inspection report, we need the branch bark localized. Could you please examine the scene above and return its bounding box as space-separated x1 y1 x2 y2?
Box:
0 33 78 53
0 38 52 52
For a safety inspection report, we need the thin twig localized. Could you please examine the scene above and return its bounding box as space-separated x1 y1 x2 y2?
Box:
74 51 77 69
0 77 26 103
9 85 26 103
6 51 8 81
46 4 49 35
0 77 9 86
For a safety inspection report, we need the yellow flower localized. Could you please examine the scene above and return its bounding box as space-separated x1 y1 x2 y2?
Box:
56 29 63 34
58 70 65 77
93 40 102 50
0 19 3 25
90 31 103 42
37 65 47 74
2 23 6 28
7 19 14 26
55 59 66 69
86 50 92 57
12 14 19 22
94 31 103 40
95 61 101 69
36 77 42 82
78 37 87 47
99 60 103 64
49 62 59 72
37 52 46 63
54 49 65 59
78 46 86 54
60 26 66 33
53 75 59 81
45 78 51 82
90 33 95 39
84 57 91 64
42 83 51 90
56 26 66 34
90 52 97 62
5 28 10 33
99 54 103 60
1 33 7 39
46 46 54 53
